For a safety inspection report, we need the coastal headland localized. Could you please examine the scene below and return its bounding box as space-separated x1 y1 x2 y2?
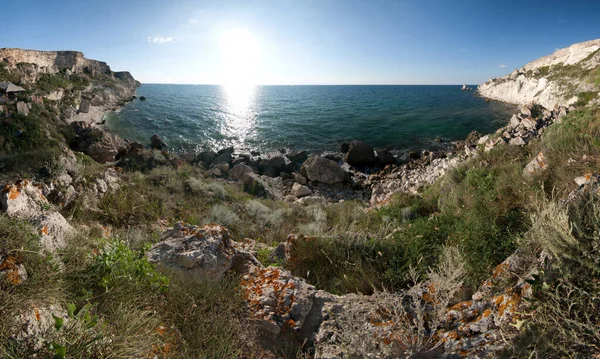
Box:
1 40 600 358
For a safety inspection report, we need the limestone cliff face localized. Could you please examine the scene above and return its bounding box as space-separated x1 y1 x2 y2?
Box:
0 48 111 76
0 48 140 117
478 38 600 108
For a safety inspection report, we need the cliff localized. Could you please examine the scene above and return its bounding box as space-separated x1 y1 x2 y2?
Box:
0 48 140 125
478 38 600 108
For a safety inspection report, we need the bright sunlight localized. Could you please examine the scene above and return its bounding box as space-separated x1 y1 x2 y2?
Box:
218 28 261 88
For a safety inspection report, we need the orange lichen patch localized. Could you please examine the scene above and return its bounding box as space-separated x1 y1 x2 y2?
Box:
0 256 24 286
482 308 492 318
7 186 20 200
34 307 41 322
240 266 299 329
492 262 509 279
450 300 472 311
40 225 49 236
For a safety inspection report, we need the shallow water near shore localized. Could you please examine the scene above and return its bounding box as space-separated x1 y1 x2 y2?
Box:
105 84 516 155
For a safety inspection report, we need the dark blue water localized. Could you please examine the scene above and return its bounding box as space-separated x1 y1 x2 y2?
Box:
105 84 515 154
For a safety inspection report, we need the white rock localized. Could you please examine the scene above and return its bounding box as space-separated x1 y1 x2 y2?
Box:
292 183 312 198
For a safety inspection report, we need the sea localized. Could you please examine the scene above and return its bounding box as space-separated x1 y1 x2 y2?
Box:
104 84 516 156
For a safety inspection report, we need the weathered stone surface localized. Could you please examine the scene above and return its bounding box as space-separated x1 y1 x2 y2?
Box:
574 173 593 187
229 163 254 181
243 173 284 200
0 255 27 288
212 151 233 166
376 149 396 165
79 99 90 113
147 223 238 280
345 140 375 166
69 121 121 163
293 172 307 185
1 180 74 252
523 152 549 178
16 101 29 116
301 156 350 184
241 265 317 342
196 150 217 166
150 134 167 150
291 183 312 198
508 136 526 146
287 150 308 165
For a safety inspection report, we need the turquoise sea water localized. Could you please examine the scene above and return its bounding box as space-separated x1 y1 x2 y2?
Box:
105 84 515 155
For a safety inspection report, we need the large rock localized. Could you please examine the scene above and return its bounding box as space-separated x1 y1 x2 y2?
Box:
79 99 90 113
286 150 309 165
243 173 284 200
229 163 254 181
300 156 350 184
150 134 167 150
147 223 239 280
240 265 318 352
375 149 396 165
1 180 74 252
69 121 121 163
291 183 312 198
345 140 375 166
16 101 29 116
196 150 217 166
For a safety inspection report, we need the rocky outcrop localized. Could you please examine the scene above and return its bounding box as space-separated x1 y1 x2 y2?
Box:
478 38 600 108
345 140 375 166
0 180 74 252
301 156 350 184
69 121 129 163
243 173 284 200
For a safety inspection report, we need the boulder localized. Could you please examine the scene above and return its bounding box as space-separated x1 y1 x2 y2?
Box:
509 137 526 146
1 180 74 252
196 150 217 166
375 149 396 165
523 152 549 178
291 183 312 198
345 140 375 166
293 172 307 185
79 99 90 113
212 151 233 166
69 122 120 163
243 173 284 200
301 156 350 184
214 162 230 173
139 96 146 101
508 114 521 129
150 134 167 150
340 143 350 153
286 150 308 165
147 223 238 281
229 163 254 181
521 117 537 130
217 146 234 156
464 130 482 147
241 265 317 342
16 101 29 116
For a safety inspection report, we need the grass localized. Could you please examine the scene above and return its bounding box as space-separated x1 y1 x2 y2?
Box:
534 106 600 196
499 192 600 358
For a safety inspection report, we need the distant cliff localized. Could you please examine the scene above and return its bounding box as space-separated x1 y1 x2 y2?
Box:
0 48 140 120
478 38 600 108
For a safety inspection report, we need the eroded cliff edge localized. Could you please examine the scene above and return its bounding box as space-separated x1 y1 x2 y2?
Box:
477 38 600 108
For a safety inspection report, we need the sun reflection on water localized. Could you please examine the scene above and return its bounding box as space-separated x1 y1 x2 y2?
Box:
220 84 257 149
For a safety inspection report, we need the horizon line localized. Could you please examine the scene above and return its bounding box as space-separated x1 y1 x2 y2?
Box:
139 83 480 86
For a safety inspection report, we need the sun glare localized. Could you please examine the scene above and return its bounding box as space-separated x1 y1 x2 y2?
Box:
218 28 261 88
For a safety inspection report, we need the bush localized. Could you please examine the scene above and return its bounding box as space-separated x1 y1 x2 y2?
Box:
207 204 240 227
500 194 600 358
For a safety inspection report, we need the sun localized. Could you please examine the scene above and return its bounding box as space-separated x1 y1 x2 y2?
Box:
218 29 261 88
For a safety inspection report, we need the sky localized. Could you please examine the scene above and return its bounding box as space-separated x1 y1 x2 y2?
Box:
1 0 599 85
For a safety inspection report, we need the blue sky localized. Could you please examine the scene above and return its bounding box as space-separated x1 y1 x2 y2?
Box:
2 0 599 85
